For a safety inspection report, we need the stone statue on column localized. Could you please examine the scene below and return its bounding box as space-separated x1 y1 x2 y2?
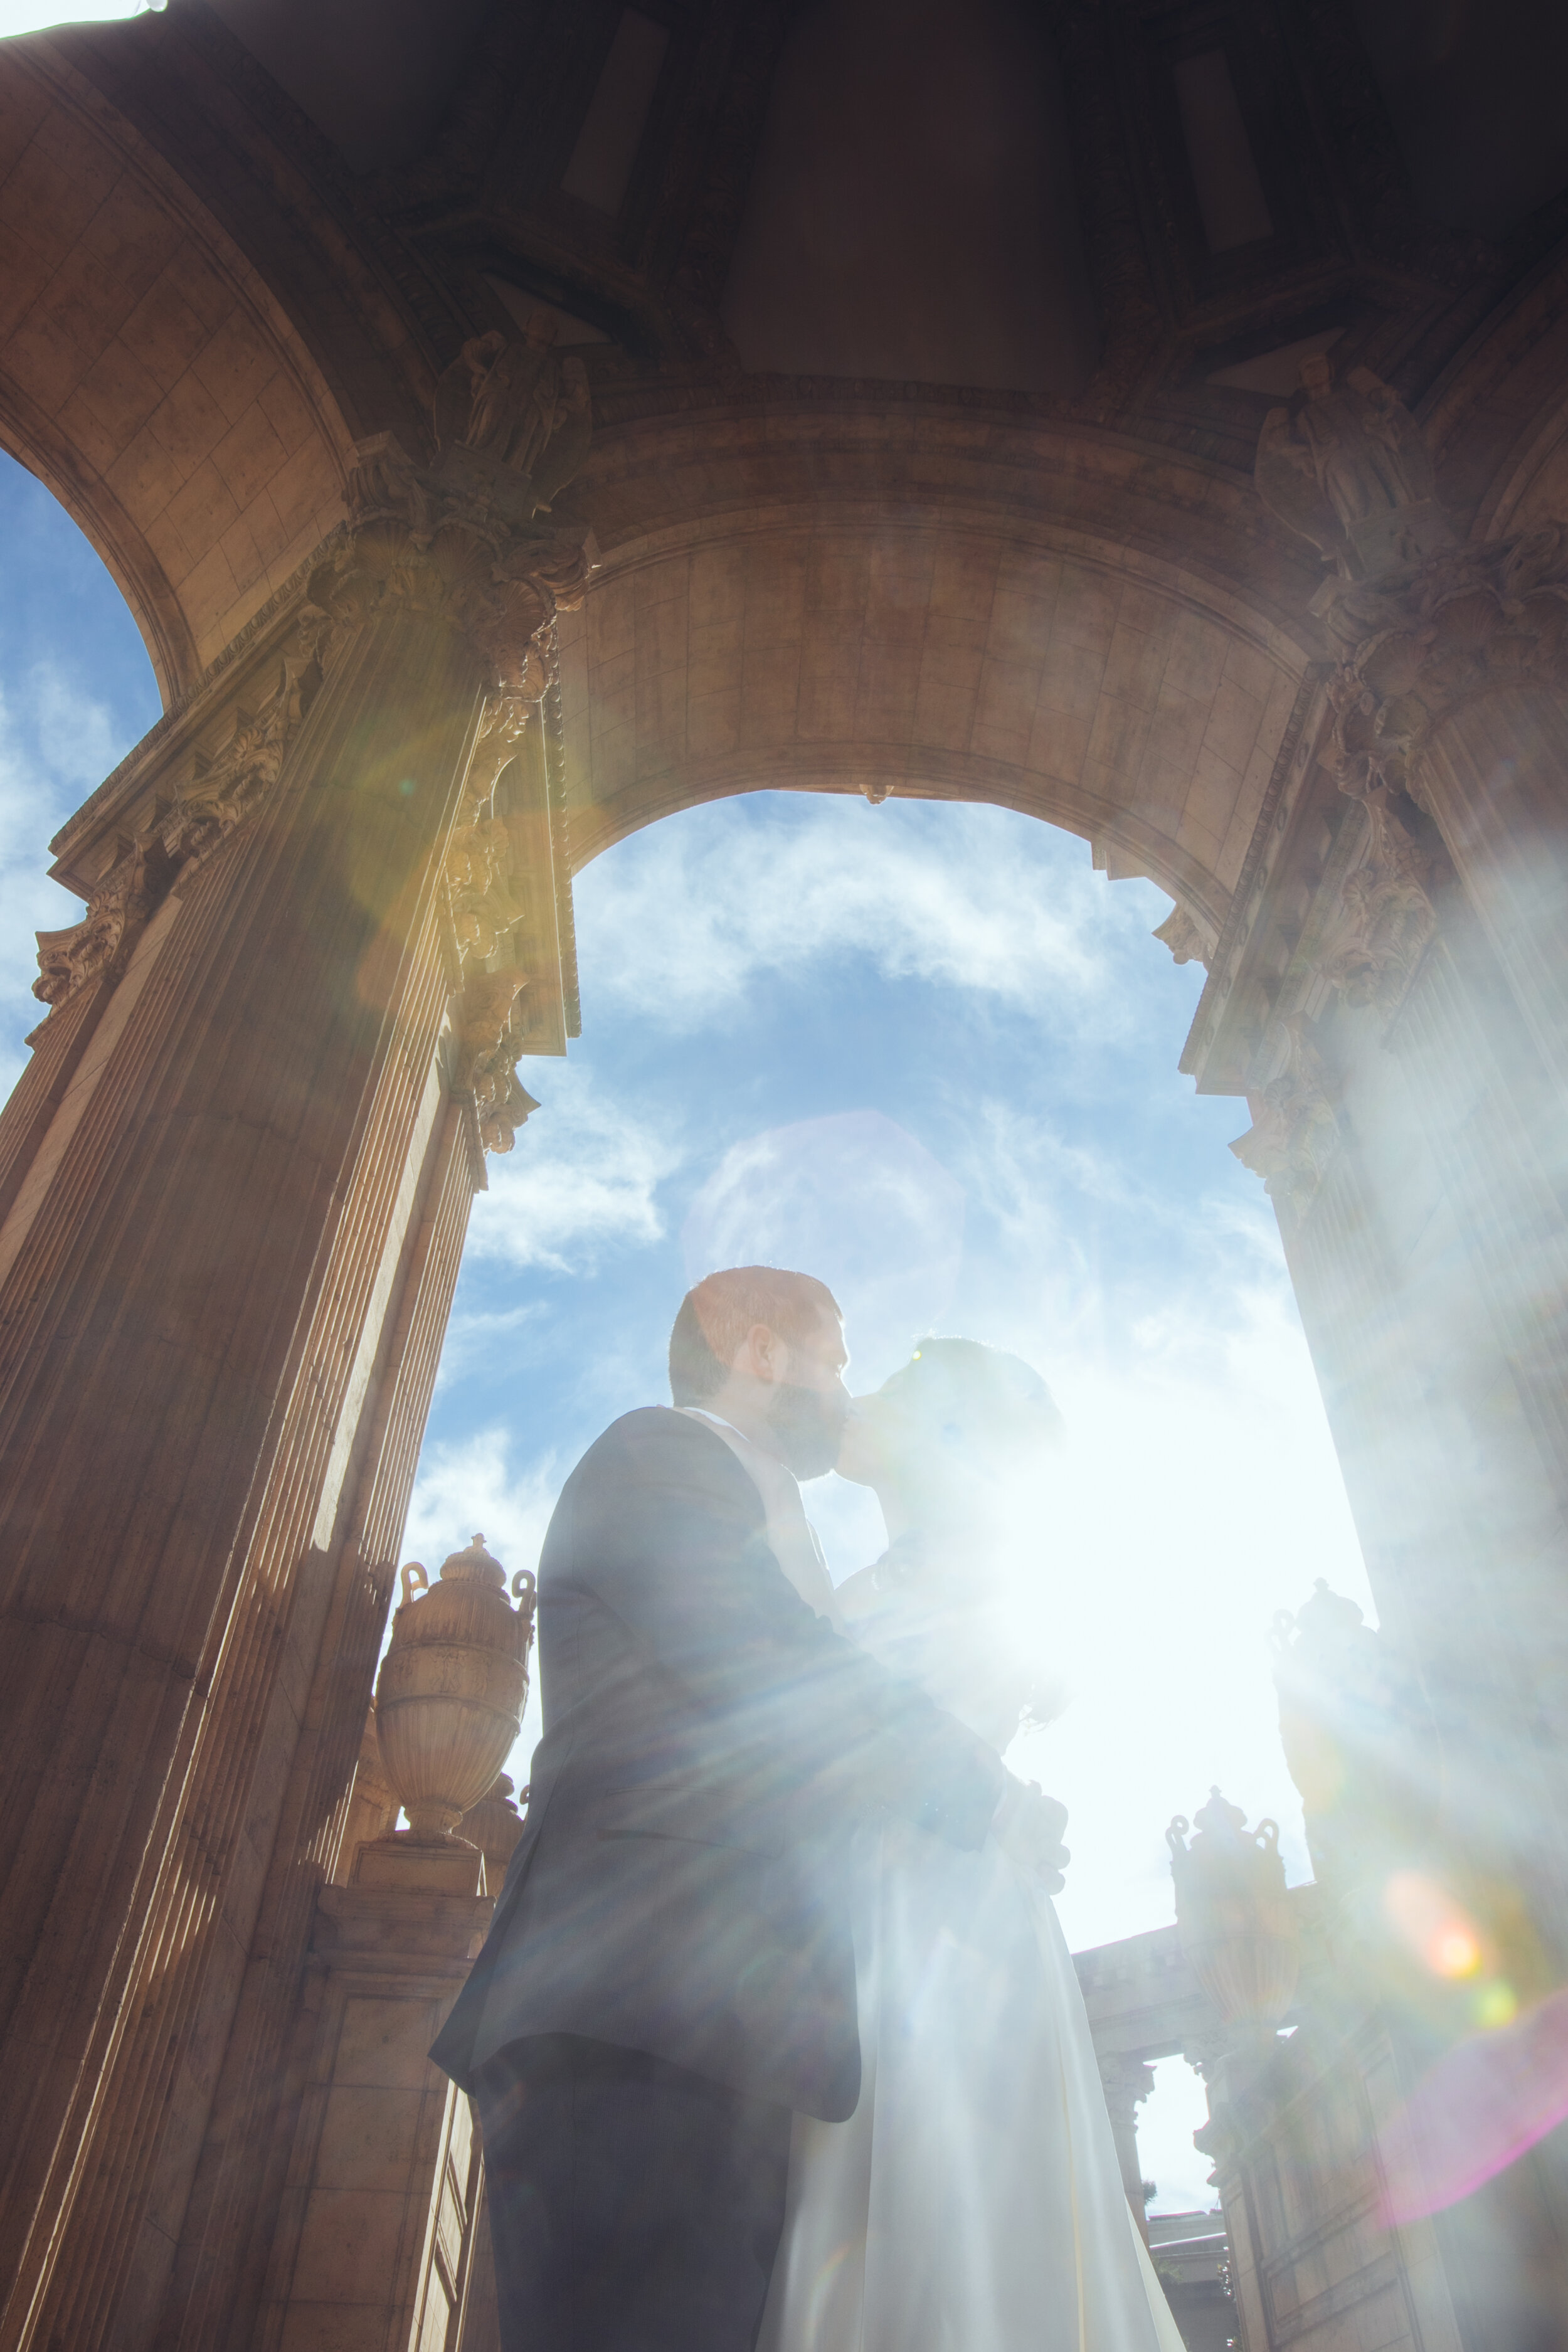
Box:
1255 352 1453 581
432 308 594 524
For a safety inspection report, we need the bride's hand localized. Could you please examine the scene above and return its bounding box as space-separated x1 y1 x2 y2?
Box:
990 1776 1070 1893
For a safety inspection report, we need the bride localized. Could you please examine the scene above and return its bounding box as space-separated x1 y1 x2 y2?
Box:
758 1337 1185 2352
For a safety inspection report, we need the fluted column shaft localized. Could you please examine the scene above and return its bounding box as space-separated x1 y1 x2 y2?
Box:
0 587 487 2352
1417 690 1568 1110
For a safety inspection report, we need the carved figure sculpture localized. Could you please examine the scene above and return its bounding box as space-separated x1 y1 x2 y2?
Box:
433 309 593 517
1256 354 1451 580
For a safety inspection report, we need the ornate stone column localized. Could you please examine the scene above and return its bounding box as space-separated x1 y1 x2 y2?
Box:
257 1871 494 2352
1311 534 1568 1940
1095 2053 1155 2243
1205 447 1568 1954
0 364 591 2350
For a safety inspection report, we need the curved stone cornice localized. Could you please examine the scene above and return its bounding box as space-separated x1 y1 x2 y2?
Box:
563 401 1327 657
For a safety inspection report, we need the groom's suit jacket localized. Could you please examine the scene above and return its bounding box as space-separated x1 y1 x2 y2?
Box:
430 1406 1004 2121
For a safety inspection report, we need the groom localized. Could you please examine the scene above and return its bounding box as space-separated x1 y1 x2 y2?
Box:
431 1265 1069 2351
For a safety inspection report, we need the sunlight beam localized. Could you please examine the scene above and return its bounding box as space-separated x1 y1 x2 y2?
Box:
0 0 161 33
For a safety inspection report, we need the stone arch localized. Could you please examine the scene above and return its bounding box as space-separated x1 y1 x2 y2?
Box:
0 42 354 702
557 425 1316 945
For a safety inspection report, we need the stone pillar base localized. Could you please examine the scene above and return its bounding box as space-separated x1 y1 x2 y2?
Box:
352 1835 487 1897
258 1882 492 2352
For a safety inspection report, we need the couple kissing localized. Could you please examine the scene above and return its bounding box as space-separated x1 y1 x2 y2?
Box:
432 1265 1184 2352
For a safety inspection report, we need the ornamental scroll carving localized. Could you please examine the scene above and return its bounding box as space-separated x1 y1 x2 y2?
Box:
1230 1016 1340 1227
307 435 596 697
1322 524 1568 802
1152 903 1214 969
314 317 597 699
34 605 334 1007
442 684 552 1155
1318 781 1438 1019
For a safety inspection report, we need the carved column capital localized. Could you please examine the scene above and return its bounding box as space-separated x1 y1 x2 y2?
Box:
1097 2050 1157 2126
1320 525 1568 803
305 421 595 696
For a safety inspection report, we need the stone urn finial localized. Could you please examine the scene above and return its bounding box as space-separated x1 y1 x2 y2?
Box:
370 1530 539 1855
1167 1788 1300 2032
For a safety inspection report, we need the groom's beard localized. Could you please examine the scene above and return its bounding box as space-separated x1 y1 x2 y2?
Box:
766 1384 847 1480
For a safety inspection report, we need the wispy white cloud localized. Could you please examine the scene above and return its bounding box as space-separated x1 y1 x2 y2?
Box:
683 1109 966 1379
432 1300 548 1395
26 660 124 797
763 1088 1374 1954
404 1422 563 1584
467 1065 684 1273
576 798 1154 1034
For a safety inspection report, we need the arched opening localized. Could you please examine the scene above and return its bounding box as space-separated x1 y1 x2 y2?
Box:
406 781 1372 1957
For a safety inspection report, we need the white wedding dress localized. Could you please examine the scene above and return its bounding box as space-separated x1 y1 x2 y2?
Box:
756 1553 1187 2352
674 1410 1182 2352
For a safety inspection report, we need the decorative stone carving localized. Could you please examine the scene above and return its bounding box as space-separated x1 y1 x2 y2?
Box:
33 606 336 1007
371 1534 538 1847
445 686 539 960
309 433 597 699
1167 1789 1300 2033
442 668 575 1151
1098 2051 1157 2120
1319 781 1438 1016
1322 524 1568 799
1270 1580 1396 1892
1229 1015 1339 1225
448 967 541 1154
34 830 174 1006
302 368 595 1156
1153 903 1214 968
1256 354 1453 581
353 1703 397 1816
317 320 595 702
175 603 337 848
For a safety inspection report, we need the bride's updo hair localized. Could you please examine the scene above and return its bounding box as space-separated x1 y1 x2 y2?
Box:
879 1337 1061 1481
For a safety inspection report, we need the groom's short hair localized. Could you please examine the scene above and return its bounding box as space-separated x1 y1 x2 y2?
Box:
669 1267 842 1404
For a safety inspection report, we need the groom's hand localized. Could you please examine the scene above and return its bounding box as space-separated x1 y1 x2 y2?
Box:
990 1776 1070 1893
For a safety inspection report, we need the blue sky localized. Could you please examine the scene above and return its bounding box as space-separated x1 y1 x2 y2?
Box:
0 449 1373 2206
